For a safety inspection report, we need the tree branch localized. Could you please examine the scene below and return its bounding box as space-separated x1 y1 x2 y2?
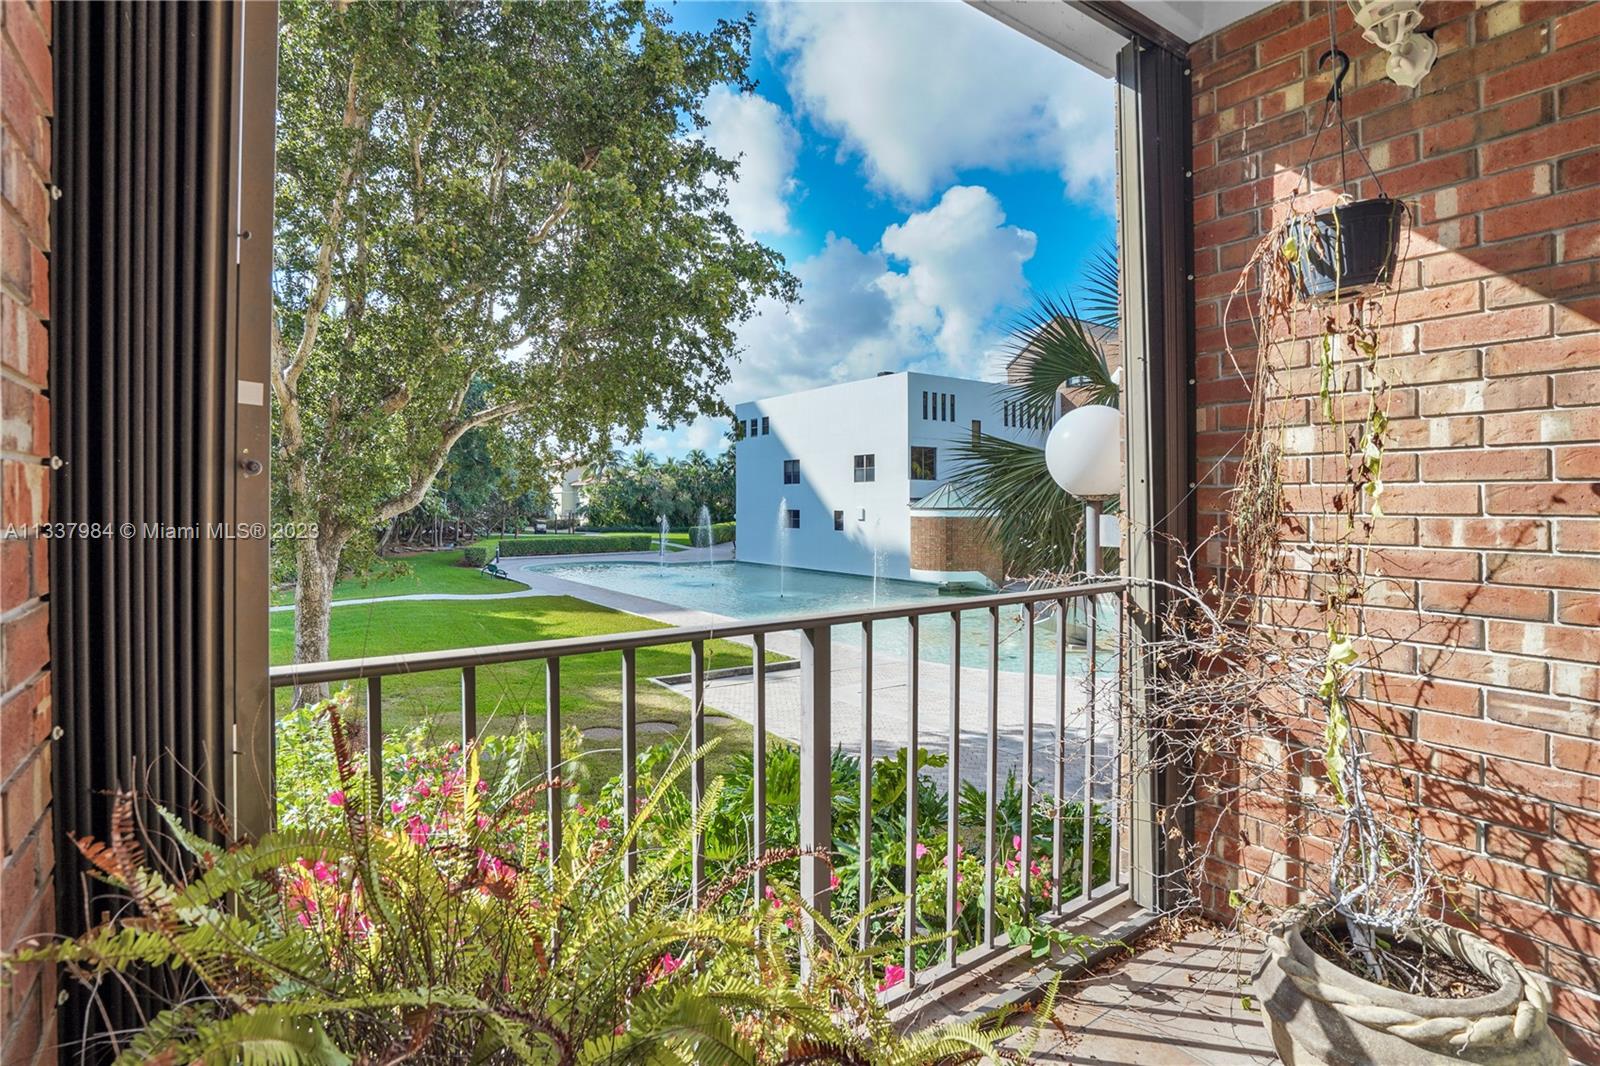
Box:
371 401 531 524
283 60 370 396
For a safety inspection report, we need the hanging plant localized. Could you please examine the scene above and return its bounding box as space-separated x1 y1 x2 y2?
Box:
1281 47 1409 304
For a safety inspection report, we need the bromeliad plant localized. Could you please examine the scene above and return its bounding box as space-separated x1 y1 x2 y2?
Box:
8 695 1061 1065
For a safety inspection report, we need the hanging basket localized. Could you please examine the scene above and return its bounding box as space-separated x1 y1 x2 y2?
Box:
1286 196 1407 302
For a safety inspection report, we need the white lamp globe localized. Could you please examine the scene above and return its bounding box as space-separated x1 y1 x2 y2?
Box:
1045 404 1122 500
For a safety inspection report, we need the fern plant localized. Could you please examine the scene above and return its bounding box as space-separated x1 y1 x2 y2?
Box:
6 694 1054 1064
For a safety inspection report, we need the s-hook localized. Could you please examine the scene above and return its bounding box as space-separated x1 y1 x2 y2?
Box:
1318 47 1351 102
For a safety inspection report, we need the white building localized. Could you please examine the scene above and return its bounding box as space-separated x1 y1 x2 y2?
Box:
733 372 1048 587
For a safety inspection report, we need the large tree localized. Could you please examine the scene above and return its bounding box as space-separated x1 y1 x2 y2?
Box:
272 0 794 669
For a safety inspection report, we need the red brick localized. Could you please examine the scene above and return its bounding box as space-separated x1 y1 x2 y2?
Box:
1484 111 1600 175
1488 690 1600 739
1556 2 1600 46
1486 482 1600 517
1483 186 1600 243
1417 517 1550 551
1484 407 1600 445
1419 580 1552 621
1556 519 1600 553
1485 335 1600 376
1420 304 1552 349
1558 445 1600 478
1489 620 1600 660
1486 39 1600 105
0 602 46 690
1558 591 1600 626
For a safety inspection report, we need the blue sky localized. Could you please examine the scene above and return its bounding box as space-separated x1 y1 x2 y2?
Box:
640 1 1117 457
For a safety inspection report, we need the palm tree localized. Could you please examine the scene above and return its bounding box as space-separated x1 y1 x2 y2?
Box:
949 248 1119 578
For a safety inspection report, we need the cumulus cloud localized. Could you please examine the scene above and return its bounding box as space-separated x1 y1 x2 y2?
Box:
698 85 801 237
879 186 1035 371
766 0 1114 206
726 185 1034 403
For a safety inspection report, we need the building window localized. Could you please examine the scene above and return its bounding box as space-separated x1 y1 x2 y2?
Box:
971 419 981 441
922 390 928 419
938 392 946 421
833 510 844 531
786 508 800 529
910 445 937 481
950 393 955 421
853 453 875 482
782 459 800 484
762 416 770 435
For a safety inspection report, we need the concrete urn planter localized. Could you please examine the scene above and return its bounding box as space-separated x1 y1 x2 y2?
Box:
1252 906 1565 1066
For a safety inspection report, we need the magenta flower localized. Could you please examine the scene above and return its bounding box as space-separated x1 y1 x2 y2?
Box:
406 815 431 846
597 816 611 830
915 842 930 859
829 871 840 890
1013 834 1023 853
311 860 335 883
390 799 406 814
326 790 346 808
878 963 906 992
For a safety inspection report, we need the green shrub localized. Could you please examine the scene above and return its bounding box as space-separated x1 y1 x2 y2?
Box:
499 534 657 556
461 546 487 567
11 694 1049 1063
690 521 736 547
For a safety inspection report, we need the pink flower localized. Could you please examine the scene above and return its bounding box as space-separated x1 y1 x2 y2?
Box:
598 816 611 830
390 799 406 814
414 780 432 798
476 780 489 793
476 815 489 829
406 815 431 846
645 952 683 987
311 860 335 883
1013 835 1023 853
829 872 840 890
878 963 906 992
915 842 930 859
327 790 346 808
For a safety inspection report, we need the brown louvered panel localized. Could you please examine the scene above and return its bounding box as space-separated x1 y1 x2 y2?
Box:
49 3 274 1059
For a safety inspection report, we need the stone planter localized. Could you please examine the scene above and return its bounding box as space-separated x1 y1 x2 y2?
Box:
1252 905 1565 1065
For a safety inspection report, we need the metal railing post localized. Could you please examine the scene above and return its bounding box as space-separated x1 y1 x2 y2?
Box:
799 623 832 978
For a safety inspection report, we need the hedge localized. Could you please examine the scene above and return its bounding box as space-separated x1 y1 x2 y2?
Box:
461 547 488 567
690 521 736 547
498 534 659 557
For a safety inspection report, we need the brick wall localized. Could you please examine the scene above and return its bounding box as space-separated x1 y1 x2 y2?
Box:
0 0 53 1063
1190 1 1600 1057
909 514 1005 586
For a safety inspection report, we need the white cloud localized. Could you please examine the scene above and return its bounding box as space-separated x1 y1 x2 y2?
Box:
878 186 1034 372
766 0 1114 206
725 185 1034 404
699 85 801 237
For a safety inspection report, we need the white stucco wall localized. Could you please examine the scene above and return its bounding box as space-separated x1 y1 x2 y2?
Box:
734 372 1043 581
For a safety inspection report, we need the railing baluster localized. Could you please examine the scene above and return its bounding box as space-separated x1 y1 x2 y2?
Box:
1082 594 1097 901
904 615 919 988
1084 506 1103 899
547 658 561 864
798 624 833 979
983 605 999 948
1052 596 1067 912
366 676 383 806
691 639 706 905
945 611 960 968
1110 593 1123 888
1020 604 1035 919
460 665 477 750
753 634 767 908
622 647 638 911
858 620 873 952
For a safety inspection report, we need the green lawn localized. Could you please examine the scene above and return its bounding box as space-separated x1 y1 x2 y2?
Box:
270 533 701 606
272 594 764 783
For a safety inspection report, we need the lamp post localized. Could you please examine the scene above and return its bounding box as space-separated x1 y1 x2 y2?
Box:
1044 401 1122 897
1044 402 1122 578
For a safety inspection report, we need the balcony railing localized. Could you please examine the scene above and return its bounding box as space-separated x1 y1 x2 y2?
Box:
267 579 1130 996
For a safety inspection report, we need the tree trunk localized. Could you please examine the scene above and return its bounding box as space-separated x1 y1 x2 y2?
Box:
291 525 351 707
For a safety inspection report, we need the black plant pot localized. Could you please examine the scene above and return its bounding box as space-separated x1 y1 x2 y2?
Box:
1286 196 1407 302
